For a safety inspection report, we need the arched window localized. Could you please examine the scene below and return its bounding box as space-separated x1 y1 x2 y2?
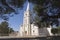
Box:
33 30 34 33
25 31 27 34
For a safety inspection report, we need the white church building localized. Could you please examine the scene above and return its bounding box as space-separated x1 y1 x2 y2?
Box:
19 2 53 37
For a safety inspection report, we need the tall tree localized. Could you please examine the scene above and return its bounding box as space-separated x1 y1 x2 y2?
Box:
0 0 26 20
51 28 58 35
0 21 14 36
28 0 60 27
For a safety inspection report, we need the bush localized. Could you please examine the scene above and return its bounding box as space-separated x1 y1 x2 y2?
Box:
51 28 58 35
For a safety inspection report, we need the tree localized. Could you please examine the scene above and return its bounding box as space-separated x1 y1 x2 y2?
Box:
34 15 50 28
9 28 14 34
57 27 60 34
0 0 26 20
51 28 58 35
0 21 14 36
28 0 60 27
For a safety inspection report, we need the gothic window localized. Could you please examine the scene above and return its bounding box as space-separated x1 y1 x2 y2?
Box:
33 30 35 33
25 31 27 34
26 14 27 16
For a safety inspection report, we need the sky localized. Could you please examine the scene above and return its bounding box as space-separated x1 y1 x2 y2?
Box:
7 2 33 31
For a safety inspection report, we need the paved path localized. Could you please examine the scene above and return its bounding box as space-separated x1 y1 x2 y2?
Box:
0 36 60 40
0 35 47 39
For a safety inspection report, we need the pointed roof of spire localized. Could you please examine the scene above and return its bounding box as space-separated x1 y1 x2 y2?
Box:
26 2 29 11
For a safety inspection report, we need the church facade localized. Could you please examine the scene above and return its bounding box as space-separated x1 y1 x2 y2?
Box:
19 3 39 36
19 2 53 37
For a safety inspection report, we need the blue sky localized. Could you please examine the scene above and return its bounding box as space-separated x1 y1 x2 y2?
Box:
7 2 33 31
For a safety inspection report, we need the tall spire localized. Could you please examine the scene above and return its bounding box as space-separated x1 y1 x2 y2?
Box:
26 2 29 11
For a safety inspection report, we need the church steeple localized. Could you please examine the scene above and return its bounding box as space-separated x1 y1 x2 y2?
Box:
23 2 31 36
20 1 39 36
26 2 30 11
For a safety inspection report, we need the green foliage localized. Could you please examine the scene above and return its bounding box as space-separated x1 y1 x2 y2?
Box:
28 0 45 5
0 0 26 20
34 16 41 28
9 28 14 33
52 0 60 8
57 27 60 33
0 21 14 36
34 15 50 28
51 28 58 35
33 5 44 16
51 27 60 35
29 0 60 8
29 0 60 27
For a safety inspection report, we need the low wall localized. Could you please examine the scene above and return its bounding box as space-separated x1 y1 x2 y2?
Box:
0 36 60 40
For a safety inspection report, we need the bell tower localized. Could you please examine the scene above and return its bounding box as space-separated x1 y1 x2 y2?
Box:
23 2 32 36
